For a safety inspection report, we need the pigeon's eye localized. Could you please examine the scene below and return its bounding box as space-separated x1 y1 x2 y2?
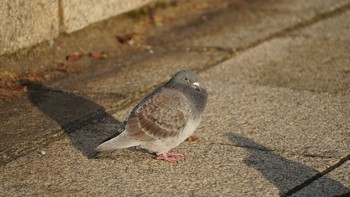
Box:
183 77 189 82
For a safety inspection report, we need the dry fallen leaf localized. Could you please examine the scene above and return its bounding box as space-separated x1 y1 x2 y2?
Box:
116 32 146 45
55 63 79 73
89 51 108 60
0 86 27 101
26 73 45 82
116 34 133 44
194 2 211 10
230 0 248 9
187 135 200 142
66 54 82 62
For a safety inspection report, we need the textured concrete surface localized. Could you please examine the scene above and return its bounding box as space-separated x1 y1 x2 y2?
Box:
1 0 350 196
0 0 59 55
61 0 154 33
150 0 350 49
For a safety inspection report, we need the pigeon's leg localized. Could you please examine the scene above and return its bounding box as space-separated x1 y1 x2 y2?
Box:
156 152 184 163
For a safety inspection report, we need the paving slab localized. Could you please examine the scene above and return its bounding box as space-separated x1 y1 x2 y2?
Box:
0 47 229 164
196 9 350 158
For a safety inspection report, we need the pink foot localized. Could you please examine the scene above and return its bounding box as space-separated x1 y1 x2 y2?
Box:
156 152 184 163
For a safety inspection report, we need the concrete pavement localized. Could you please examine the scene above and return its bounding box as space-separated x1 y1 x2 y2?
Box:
1 0 350 196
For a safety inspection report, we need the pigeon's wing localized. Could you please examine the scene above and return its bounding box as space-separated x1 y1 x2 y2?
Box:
126 88 193 140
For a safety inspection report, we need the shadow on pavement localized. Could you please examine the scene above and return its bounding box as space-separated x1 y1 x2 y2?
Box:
226 133 349 197
25 82 121 158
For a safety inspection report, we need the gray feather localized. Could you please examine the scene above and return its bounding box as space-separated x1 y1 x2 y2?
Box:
95 132 142 157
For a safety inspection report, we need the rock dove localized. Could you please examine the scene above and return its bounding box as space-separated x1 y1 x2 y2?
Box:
96 70 207 163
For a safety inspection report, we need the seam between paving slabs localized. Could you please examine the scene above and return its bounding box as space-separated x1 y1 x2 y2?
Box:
2 1 350 166
206 141 350 196
283 154 350 196
181 0 350 54
232 0 350 53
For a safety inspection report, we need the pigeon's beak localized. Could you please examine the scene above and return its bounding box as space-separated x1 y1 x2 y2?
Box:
193 82 200 90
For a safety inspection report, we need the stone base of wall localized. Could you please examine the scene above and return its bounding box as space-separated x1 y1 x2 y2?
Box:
0 0 154 56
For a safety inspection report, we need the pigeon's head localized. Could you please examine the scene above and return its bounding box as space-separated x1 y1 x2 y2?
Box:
168 70 200 90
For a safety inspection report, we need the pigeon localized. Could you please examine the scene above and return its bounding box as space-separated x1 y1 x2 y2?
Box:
96 70 208 163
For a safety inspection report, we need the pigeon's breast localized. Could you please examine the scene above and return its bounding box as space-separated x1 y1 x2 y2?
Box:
141 116 201 153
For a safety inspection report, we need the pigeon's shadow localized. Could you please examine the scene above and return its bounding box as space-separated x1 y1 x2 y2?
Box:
226 133 349 197
25 82 122 158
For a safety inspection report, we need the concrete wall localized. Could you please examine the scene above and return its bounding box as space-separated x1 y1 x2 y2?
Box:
0 0 153 56
0 0 59 56
61 0 153 33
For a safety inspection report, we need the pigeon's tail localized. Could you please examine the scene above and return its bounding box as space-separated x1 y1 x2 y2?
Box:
95 132 142 157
